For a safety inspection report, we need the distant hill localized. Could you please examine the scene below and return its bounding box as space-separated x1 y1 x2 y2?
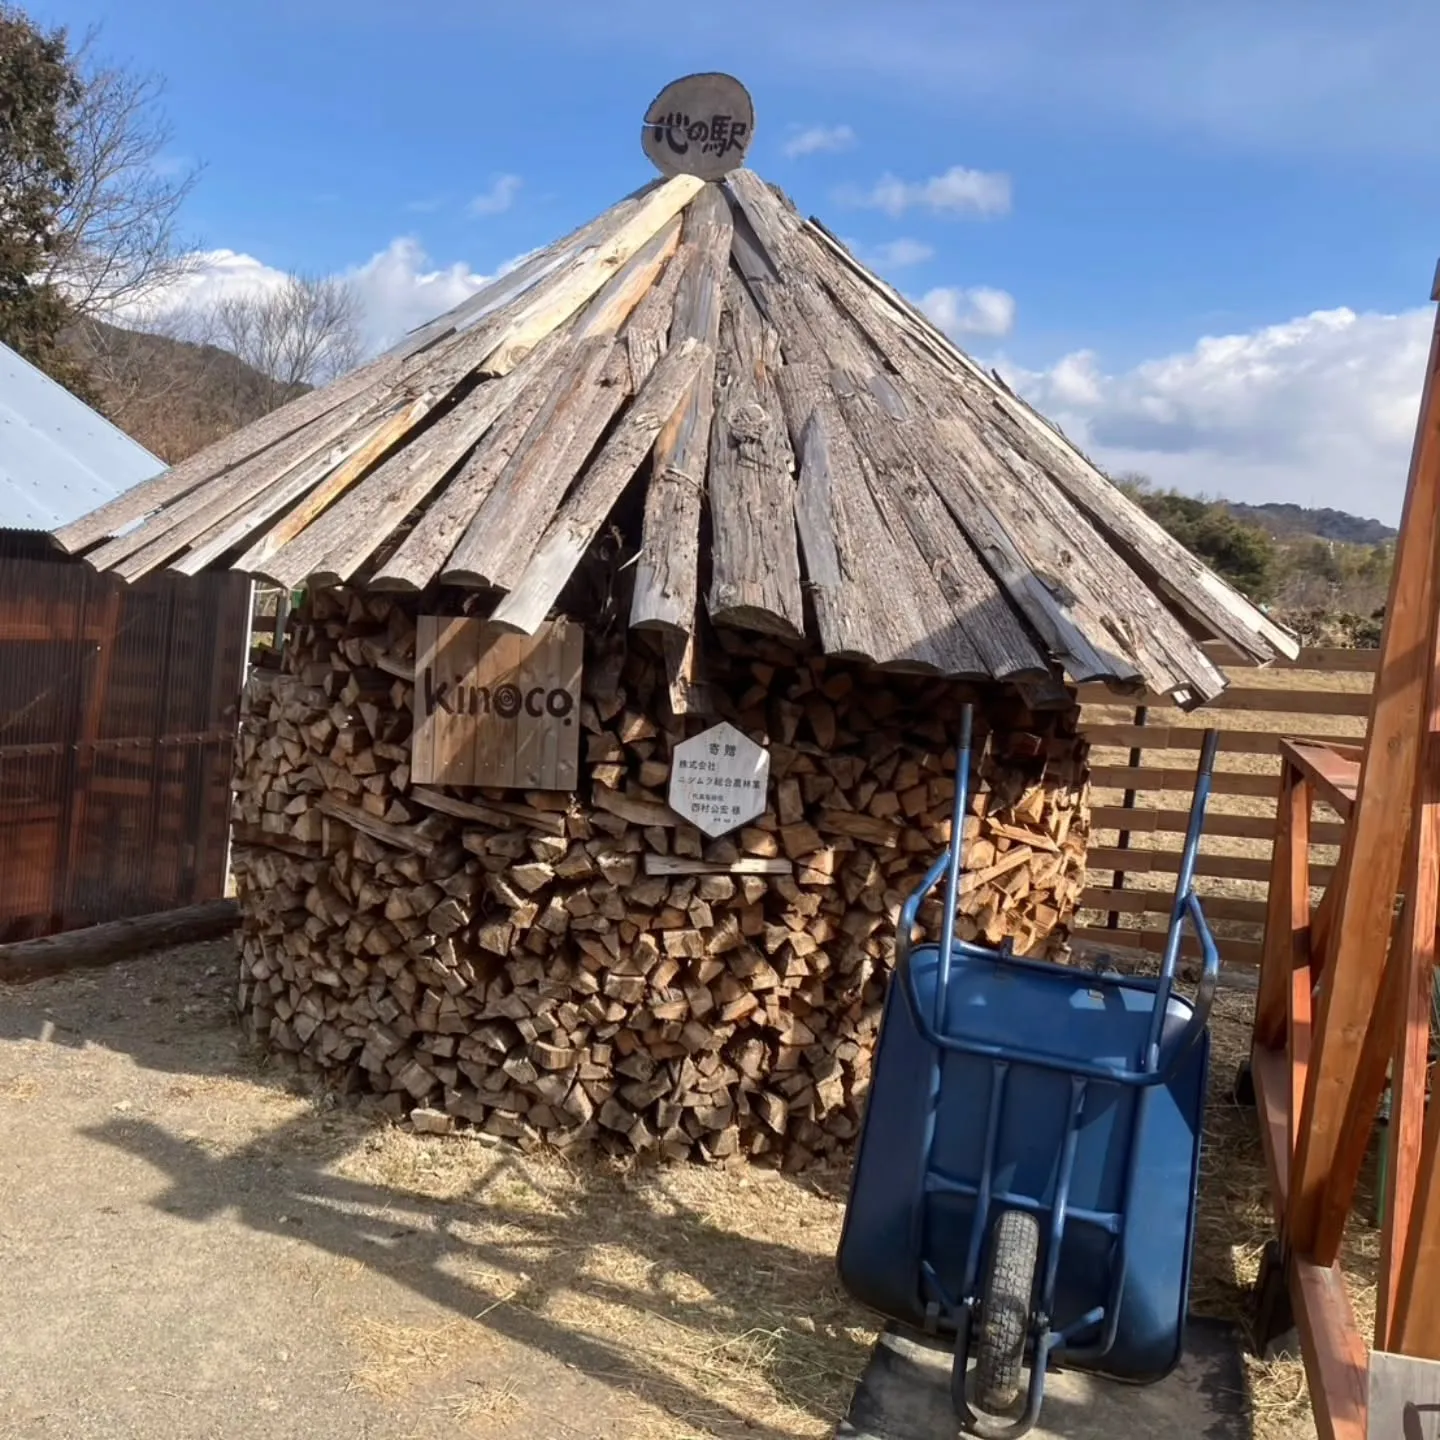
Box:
63 319 307 464
1225 502 1396 546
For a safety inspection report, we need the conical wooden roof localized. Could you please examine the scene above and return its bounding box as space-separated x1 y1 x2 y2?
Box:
54 171 1296 705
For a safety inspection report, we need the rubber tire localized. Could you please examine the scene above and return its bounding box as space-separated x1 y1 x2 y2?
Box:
974 1208 1040 1416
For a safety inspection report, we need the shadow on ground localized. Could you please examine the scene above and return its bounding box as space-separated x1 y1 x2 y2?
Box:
0 942 871 1440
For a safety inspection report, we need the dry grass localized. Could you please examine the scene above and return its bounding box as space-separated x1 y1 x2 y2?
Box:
0 1073 41 1101
346 1318 482 1400
334 1135 869 1440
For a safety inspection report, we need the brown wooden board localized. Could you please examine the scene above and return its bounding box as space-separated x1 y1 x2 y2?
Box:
1070 925 1263 968
0 557 246 942
412 617 583 790
1079 886 1268 924
1080 684 1373 716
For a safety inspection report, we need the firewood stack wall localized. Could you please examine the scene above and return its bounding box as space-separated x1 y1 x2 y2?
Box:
231 588 1091 1166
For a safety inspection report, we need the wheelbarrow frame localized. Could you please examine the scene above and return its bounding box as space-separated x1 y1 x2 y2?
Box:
849 706 1222 1439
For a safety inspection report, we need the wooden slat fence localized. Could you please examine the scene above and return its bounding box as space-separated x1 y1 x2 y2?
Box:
1076 642 1378 968
0 544 250 942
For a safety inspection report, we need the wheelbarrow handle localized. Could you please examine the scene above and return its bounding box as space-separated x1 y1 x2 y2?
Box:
898 849 952 967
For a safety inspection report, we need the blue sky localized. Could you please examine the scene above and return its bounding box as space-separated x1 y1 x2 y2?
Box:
23 0 1440 522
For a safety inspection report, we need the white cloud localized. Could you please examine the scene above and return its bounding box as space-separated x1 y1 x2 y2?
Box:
918 285 1016 338
1004 306 1431 524
345 239 494 352
838 166 1012 218
783 124 856 158
119 239 497 357
468 174 523 216
870 238 935 269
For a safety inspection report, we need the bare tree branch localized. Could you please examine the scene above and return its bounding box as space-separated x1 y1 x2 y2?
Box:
172 272 364 414
40 25 201 318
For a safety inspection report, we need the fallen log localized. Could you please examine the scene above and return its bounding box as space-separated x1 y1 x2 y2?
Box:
0 900 240 982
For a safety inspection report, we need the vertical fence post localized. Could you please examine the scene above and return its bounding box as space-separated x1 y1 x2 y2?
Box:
1107 703 1148 932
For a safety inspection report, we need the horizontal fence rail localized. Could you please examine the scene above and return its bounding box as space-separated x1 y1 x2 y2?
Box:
1078 641 1376 970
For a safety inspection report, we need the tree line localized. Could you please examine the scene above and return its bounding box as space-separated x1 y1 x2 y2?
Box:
1116 475 1392 641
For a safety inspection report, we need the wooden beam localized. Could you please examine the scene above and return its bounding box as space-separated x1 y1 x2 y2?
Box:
705 271 805 639
1391 989 1440 1357
1386 606 1440 1355
488 337 709 636
480 174 703 376
630 184 734 635
1291 297 1440 1260
0 900 239 982
1376 560 1440 1348
1256 764 1304 1051
1280 740 1361 824
174 396 431 577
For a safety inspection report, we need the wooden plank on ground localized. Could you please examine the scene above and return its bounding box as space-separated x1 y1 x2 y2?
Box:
0 900 239 981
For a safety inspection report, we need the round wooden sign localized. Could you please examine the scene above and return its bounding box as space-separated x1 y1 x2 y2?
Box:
642 73 755 181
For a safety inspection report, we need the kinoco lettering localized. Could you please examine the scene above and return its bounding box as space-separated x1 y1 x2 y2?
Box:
422 668 575 725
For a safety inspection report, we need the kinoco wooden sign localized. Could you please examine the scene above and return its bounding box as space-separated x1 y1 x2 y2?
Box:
412 618 583 790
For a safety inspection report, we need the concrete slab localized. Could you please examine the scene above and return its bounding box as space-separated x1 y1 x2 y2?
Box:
836 1320 1249 1440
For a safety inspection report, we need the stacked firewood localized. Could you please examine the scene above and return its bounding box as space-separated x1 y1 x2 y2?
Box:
231 588 1090 1166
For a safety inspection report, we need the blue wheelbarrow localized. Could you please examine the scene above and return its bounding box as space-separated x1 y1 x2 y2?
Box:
837 706 1221 1438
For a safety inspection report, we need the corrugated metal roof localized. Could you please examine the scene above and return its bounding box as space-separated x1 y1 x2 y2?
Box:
0 339 165 532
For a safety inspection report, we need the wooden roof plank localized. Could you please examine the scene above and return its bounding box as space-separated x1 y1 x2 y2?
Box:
439 224 683 591
631 184 734 635
51 347 407 557
803 217 1297 667
790 401 882 666
732 173 986 675
84 388 393 579
171 397 430 578
367 325 585 593
793 225 1210 698
705 272 805 640
480 174 703 377
490 336 710 636
249 334 566 591
393 182 657 359
766 212 1081 682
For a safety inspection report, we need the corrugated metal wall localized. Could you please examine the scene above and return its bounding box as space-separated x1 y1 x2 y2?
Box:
0 537 249 941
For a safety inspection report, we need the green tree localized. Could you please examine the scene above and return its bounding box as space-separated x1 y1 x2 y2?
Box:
1115 473 1278 603
0 4 85 386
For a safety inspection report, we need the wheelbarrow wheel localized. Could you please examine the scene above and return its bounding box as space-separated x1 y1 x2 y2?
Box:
974 1208 1039 1415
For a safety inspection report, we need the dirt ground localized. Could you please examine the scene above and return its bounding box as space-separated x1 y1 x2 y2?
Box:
0 941 872 1440
0 940 1334 1440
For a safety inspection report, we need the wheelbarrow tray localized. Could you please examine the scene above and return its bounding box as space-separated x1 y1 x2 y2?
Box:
838 942 1209 1385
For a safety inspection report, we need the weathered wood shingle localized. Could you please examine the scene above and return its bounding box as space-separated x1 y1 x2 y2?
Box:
54 170 1298 704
